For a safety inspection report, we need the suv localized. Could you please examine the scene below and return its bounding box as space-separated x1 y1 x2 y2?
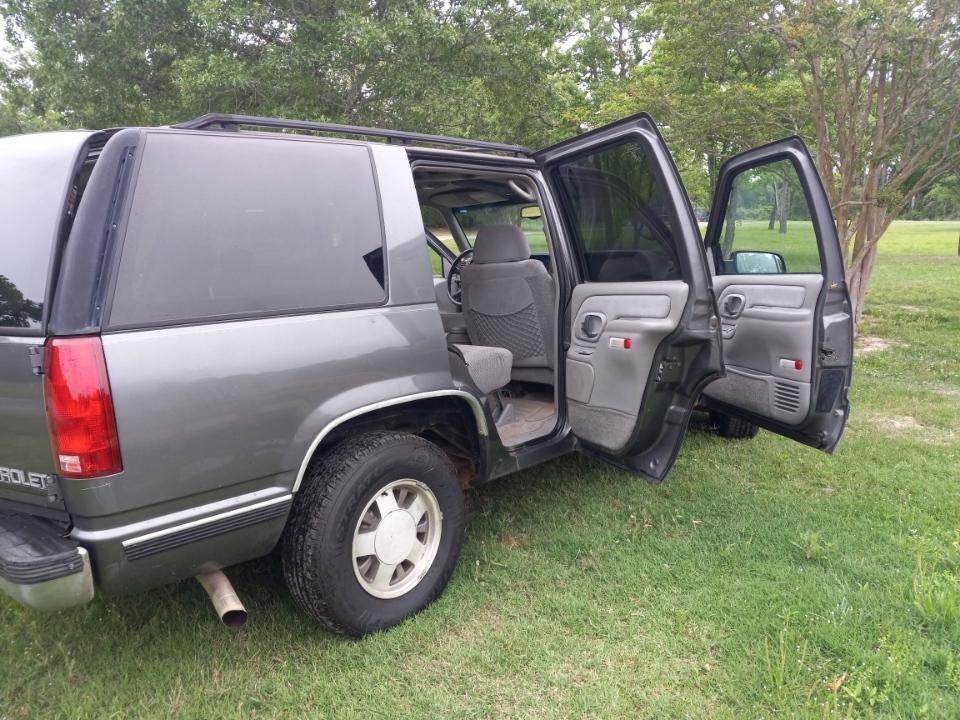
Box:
0 114 852 635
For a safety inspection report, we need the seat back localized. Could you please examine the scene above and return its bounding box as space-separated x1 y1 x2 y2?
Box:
460 224 555 370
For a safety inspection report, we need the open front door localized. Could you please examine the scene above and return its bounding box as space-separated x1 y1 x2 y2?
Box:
702 138 853 450
536 114 722 482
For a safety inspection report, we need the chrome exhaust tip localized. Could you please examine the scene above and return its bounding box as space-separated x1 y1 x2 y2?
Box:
196 570 247 628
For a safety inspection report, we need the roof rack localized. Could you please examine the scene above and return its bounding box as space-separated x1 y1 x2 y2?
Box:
172 113 531 157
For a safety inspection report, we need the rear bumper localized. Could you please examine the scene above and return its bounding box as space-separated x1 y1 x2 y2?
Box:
0 511 94 611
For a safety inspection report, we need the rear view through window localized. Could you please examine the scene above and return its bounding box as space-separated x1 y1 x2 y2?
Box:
552 140 682 283
109 133 386 328
0 133 91 330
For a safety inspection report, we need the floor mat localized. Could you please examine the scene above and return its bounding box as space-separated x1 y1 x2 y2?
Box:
496 393 557 446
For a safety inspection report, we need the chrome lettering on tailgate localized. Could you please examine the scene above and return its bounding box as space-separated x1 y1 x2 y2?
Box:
0 466 50 491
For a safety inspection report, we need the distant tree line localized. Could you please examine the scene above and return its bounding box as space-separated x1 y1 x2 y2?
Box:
2 0 958 329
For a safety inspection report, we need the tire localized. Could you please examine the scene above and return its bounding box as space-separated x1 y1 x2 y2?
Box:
709 410 760 440
282 431 465 636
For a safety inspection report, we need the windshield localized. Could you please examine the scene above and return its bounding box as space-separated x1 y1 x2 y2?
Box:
0 132 92 331
453 202 548 256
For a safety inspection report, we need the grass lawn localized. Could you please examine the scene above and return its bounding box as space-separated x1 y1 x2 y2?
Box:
2 220 958 719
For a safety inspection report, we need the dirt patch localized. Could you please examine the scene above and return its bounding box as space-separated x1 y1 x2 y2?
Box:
866 413 957 444
888 415 923 431
855 335 894 358
497 531 528 551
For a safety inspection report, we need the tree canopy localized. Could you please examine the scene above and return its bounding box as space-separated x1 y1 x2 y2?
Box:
1 0 958 327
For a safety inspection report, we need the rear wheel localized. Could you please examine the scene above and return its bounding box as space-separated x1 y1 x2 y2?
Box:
709 410 760 440
282 431 465 636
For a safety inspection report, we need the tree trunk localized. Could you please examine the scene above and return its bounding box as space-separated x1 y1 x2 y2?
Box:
767 183 777 230
722 191 738 257
778 183 789 234
846 241 878 334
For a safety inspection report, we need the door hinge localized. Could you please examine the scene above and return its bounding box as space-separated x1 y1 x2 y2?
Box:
28 345 45 375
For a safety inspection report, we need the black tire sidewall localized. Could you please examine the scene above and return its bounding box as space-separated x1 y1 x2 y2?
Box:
306 436 464 634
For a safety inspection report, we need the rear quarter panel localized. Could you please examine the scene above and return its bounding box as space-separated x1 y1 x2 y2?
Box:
65 140 454 591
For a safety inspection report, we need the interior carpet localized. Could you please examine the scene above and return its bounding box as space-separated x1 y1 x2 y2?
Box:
496 392 557 446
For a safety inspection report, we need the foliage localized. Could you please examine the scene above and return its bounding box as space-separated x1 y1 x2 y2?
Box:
0 0 583 147
592 0 806 211
905 176 960 220
0 273 40 327
769 0 960 328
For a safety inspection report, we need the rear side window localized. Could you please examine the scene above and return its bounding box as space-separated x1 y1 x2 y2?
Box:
0 132 91 330
109 133 385 328
552 140 682 282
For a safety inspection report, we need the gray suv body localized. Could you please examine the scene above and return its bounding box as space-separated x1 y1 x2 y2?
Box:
0 114 853 634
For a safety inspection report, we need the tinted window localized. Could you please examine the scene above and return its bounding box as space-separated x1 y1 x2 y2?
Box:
0 132 91 330
422 206 456 277
454 203 549 257
716 158 821 274
553 140 681 282
426 244 445 278
110 133 385 327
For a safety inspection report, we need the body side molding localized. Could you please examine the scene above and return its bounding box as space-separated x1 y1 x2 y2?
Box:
121 495 293 558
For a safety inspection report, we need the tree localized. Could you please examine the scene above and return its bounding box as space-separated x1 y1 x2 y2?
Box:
0 274 41 328
566 2 657 84
583 0 960 332
3 0 958 330
0 0 583 147
909 175 960 219
1 0 200 128
587 0 805 214
770 0 960 329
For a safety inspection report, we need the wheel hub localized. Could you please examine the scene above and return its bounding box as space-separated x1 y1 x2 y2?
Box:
373 510 417 565
351 478 442 599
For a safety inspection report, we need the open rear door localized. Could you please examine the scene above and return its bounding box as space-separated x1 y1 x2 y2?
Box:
536 114 722 482
701 138 853 450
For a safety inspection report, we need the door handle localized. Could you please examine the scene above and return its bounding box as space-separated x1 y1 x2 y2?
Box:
578 312 606 341
722 294 746 319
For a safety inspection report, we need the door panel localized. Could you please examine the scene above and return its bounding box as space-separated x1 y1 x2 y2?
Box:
706 274 822 425
702 137 852 451
538 114 722 481
713 274 822 382
567 281 688 451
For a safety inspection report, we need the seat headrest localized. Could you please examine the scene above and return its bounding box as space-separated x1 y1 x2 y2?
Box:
472 224 531 264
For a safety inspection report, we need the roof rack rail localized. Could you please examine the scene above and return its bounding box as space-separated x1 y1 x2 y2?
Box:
172 113 531 157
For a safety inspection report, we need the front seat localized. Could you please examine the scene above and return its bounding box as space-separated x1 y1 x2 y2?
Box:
460 224 555 384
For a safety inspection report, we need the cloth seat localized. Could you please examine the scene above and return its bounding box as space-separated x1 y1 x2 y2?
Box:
460 224 555 380
449 344 513 395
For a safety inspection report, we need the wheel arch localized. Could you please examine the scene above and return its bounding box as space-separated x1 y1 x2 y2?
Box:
292 390 489 493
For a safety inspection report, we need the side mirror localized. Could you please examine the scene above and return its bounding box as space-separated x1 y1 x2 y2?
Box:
520 205 542 220
731 250 787 274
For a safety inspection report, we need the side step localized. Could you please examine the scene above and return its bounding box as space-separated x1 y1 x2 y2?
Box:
0 511 94 611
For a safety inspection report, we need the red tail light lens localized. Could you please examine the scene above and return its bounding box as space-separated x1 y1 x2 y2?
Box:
43 336 122 478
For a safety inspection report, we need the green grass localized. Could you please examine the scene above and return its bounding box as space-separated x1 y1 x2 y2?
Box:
723 219 823 272
2 221 959 719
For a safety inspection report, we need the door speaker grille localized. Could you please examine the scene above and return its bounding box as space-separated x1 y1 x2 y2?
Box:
773 381 802 413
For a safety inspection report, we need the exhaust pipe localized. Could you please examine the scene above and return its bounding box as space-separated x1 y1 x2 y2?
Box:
196 570 247 628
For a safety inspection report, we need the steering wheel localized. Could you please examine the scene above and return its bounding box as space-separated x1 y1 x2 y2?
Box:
446 248 474 306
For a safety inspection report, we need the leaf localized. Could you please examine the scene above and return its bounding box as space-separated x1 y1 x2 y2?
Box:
827 674 847 693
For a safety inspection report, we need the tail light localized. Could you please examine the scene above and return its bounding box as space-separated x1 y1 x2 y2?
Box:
43 336 122 478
